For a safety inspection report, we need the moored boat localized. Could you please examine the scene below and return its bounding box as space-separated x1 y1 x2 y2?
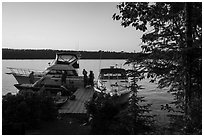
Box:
94 66 131 105
7 52 84 89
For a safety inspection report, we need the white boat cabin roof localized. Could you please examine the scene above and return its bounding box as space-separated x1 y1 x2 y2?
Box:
54 53 78 64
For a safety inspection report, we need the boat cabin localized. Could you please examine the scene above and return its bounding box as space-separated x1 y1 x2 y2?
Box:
44 52 80 77
99 67 127 80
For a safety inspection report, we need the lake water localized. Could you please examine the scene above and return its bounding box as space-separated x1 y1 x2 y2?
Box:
2 59 174 125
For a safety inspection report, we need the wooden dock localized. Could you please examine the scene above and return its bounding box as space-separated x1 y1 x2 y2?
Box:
59 87 95 114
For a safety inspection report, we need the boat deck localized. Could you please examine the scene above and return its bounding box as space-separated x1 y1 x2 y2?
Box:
59 87 94 114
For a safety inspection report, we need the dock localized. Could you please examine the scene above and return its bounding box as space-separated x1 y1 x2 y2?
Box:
59 87 95 114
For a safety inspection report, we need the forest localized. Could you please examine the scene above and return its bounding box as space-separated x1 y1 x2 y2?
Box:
2 48 139 59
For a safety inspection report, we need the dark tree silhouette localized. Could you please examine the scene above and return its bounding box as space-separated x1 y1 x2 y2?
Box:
113 2 201 134
2 48 139 59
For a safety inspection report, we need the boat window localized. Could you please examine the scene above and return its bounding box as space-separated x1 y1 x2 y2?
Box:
66 70 78 76
47 70 62 75
57 55 77 64
100 69 127 79
46 70 77 76
100 73 126 79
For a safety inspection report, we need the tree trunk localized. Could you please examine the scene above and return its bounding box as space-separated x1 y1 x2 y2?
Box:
185 2 193 118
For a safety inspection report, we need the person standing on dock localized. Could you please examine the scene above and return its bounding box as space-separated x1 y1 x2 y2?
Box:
89 71 94 87
83 69 88 88
61 71 67 85
29 71 34 84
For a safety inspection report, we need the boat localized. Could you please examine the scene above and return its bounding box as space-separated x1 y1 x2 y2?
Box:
16 85 70 108
94 66 131 105
54 95 69 108
6 53 84 89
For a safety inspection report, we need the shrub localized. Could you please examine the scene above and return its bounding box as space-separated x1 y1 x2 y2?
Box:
85 92 155 135
85 93 120 134
2 90 58 134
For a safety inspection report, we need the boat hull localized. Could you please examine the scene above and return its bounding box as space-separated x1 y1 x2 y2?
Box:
94 88 131 105
13 74 40 84
13 74 84 88
54 96 69 108
112 91 131 105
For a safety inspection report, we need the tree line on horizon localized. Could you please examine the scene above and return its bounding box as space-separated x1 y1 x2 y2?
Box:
2 48 140 60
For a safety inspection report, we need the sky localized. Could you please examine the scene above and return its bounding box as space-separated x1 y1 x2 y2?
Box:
2 2 145 52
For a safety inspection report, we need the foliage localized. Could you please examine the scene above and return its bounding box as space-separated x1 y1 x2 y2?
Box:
2 90 58 134
113 2 202 134
85 93 120 134
109 94 155 135
85 70 155 135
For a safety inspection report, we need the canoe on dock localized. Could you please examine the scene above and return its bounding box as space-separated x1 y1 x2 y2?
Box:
59 87 94 114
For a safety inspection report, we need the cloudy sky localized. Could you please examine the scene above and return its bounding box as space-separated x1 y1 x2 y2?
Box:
2 2 144 52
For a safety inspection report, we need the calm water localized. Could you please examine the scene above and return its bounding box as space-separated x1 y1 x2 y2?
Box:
2 59 174 125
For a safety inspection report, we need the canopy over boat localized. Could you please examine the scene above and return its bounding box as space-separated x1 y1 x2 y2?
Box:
52 52 79 69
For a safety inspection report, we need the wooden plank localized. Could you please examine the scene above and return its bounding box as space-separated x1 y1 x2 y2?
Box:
75 90 89 113
74 89 87 113
76 88 94 113
82 88 94 113
61 88 84 113
75 88 92 113
74 100 83 113
59 87 94 114
68 94 80 113
69 88 86 113
82 91 91 113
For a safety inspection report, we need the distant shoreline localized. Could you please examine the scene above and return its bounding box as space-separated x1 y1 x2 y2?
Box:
2 58 126 60
2 48 140 60
2 58 127 60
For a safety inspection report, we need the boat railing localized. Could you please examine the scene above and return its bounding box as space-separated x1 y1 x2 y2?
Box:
7 67 44 76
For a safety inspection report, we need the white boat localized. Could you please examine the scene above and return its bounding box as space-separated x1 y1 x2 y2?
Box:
94 66 131 105
6 53 84 89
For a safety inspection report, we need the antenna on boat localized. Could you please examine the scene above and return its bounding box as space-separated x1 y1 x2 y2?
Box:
75 40 79 51
98 50 102 81
76 40 80 57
